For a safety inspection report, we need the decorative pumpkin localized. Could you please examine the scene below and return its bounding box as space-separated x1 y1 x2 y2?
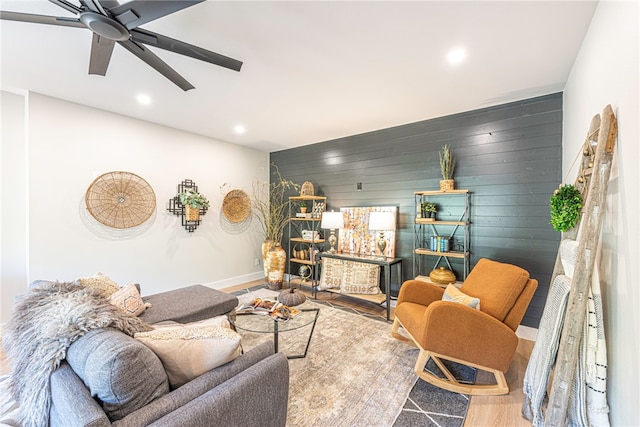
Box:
278 288 307 306
429 267 456 285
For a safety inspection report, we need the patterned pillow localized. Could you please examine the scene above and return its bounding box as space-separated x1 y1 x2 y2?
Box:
442 284 481 310
75 272 120 298
319 257 344 290
109 283 148 316
135 324 242 389
340 261 381 295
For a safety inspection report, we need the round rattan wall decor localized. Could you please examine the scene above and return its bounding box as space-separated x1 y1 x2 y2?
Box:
222 189 251 223
85 171 156 229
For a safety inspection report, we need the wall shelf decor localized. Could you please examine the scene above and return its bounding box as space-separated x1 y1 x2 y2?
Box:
85 171 156 229
167 179 208 232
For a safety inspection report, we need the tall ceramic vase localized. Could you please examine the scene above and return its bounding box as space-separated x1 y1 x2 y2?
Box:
262 240 286 290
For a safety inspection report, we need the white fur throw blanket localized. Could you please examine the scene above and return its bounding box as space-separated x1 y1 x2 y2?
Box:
2 281 153 427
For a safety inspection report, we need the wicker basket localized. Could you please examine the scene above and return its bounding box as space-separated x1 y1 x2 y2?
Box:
300 181 315 196
439 179 455 191
185 205 200 222
222 189 251 223
429 267 456 284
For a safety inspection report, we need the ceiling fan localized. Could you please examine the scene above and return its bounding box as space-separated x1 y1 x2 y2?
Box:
0 0 243 91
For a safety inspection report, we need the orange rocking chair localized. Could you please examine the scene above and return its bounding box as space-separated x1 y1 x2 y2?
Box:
392 258 538 395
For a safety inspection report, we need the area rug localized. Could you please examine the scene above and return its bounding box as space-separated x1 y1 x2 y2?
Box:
233 287 475 427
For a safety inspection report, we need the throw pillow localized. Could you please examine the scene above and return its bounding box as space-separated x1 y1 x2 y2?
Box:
340 261 381 295
319 257 344 290
442 284 481 310
75 272 120 298
109 283 148 317
135 325 242 389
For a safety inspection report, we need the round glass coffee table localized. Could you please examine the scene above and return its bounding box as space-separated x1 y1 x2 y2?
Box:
228 299 320 359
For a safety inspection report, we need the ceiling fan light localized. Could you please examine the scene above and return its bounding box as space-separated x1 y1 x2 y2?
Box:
79 12 129 41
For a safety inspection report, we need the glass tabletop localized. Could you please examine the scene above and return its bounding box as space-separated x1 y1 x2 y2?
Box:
228 299 320 334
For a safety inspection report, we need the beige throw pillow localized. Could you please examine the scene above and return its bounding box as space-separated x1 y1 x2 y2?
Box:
340 261 381 295
319 257 344 290
109 283 147 316
75 272 120 298
442 284 481 310
135 325 242 389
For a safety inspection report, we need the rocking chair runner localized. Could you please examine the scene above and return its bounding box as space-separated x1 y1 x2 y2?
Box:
392 258 538 395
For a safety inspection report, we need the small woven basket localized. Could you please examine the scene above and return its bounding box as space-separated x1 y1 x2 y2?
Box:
439 179 455 191
300 181 315 196
222 189 251 223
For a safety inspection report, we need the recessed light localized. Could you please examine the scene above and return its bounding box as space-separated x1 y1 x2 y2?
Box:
234 125 246 135
136 94 151 105
447 48 466 65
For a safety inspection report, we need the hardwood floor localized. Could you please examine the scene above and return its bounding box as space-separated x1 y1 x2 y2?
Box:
226 280 535 426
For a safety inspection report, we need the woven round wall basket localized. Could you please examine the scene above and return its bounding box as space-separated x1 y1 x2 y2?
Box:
85 171 156 229
222 189 251 223
300 181 314 197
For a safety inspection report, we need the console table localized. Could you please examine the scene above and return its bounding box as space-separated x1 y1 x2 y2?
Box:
315 252 402 320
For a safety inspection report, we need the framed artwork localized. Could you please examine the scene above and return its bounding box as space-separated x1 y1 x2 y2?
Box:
337 206 398 257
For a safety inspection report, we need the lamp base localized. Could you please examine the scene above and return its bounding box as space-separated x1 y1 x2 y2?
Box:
376 232 387 257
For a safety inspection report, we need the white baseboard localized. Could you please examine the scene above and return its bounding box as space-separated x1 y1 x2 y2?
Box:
516 325 538 341
201 271 264 290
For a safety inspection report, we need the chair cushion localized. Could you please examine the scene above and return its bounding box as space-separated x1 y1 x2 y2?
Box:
460 258 530 321
66 328 170 422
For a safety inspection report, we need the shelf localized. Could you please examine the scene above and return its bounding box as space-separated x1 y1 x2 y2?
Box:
414 189 470 196
289 196 327 201
290 237 325 244
290 258 317 265
322 288 387 304
414 249 468 259
290 217 321 222
415 219 468 226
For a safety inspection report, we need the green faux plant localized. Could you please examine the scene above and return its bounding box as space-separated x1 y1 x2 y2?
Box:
178 189 210 209
550 184 583 232
439 144 456 180
299 201 308 208
421 201 437 213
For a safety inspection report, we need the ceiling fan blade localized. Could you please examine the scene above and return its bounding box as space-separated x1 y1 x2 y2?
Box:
108 0 203 30
88 33 115 76
130 28 243 72
118 39 194 91
80 0 108 15
0 11 84 28
49 0 82 15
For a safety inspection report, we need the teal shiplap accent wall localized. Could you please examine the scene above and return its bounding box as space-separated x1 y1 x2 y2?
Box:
271 92 562 328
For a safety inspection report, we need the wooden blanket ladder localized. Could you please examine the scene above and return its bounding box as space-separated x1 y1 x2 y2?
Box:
545 104 617 426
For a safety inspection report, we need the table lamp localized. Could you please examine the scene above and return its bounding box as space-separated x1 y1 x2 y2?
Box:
321 211 344 253
368 211 396 257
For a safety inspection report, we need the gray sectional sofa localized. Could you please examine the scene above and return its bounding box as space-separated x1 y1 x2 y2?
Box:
46 285 290 427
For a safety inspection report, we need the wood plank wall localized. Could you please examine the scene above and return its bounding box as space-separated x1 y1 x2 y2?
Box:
271 93 563 328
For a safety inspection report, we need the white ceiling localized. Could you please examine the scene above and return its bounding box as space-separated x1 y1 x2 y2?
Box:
0 1 597 153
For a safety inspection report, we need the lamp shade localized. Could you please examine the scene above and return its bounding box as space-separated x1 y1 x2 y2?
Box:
368 211 396 231
321 211 344 229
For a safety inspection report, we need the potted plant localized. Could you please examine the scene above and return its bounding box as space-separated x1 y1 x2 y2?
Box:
252 165 300 289
178 189 210 221
299 200 308 214
421 201 437 220
550 184 583 232
439 144 456 191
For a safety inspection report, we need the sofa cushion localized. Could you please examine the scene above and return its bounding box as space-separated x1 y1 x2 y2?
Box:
460 258 529 321
136 323 242 389
66 328 169 422
139 285 238 324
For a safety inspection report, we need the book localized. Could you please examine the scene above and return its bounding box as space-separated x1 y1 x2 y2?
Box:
235 297 301 321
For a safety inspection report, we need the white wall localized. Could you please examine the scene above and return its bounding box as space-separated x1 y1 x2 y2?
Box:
1 91 28 324
1 92 269 324
563 1 639 425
